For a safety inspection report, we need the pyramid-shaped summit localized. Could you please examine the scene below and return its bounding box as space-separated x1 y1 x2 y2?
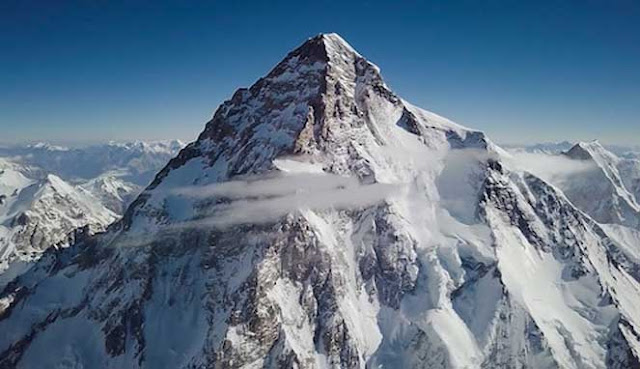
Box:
561 140 640 227
2 33 640 369
142 32 476 197
271 33 361 66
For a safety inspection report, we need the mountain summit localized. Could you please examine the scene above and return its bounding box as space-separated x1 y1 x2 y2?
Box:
562 141 640 227
1 34 640 369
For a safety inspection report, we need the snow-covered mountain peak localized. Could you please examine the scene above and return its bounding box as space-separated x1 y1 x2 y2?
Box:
559 141 640 226
270 33 361 70
40 173 72 192
566 141 627 185
0 140 185 186
0 142 182 282
316 32 365 64
566 140 616 162
3 34 640 369
134 32 491 228
79 174 140 214
26 142 69 152
0 170 117 273
0 159 33 195
565 142 595 160
104 139 185 154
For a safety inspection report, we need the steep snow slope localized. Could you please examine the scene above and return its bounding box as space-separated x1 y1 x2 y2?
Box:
0 34 639 369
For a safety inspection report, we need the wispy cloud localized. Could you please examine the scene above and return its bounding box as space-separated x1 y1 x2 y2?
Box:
505 151 598 184
168 172 400 229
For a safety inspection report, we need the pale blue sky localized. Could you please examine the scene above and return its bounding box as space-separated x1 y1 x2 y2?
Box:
1 1 639 146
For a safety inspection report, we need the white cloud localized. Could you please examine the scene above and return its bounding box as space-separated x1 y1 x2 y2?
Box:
169 172 400 229
505 151 598 184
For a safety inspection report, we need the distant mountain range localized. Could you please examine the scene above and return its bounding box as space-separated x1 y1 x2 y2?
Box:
0 140 184 281
504 140 640 158
0 140 185 185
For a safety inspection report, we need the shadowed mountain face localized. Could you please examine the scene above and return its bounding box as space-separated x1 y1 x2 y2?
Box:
0 34 639 369
560 141 640 228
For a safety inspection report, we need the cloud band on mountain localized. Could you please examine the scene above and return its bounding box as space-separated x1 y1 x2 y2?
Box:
168 172 399 229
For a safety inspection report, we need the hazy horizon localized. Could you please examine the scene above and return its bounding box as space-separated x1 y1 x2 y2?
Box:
2 137 640 153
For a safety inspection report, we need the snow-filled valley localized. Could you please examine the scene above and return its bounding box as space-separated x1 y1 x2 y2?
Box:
0 34 639 369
